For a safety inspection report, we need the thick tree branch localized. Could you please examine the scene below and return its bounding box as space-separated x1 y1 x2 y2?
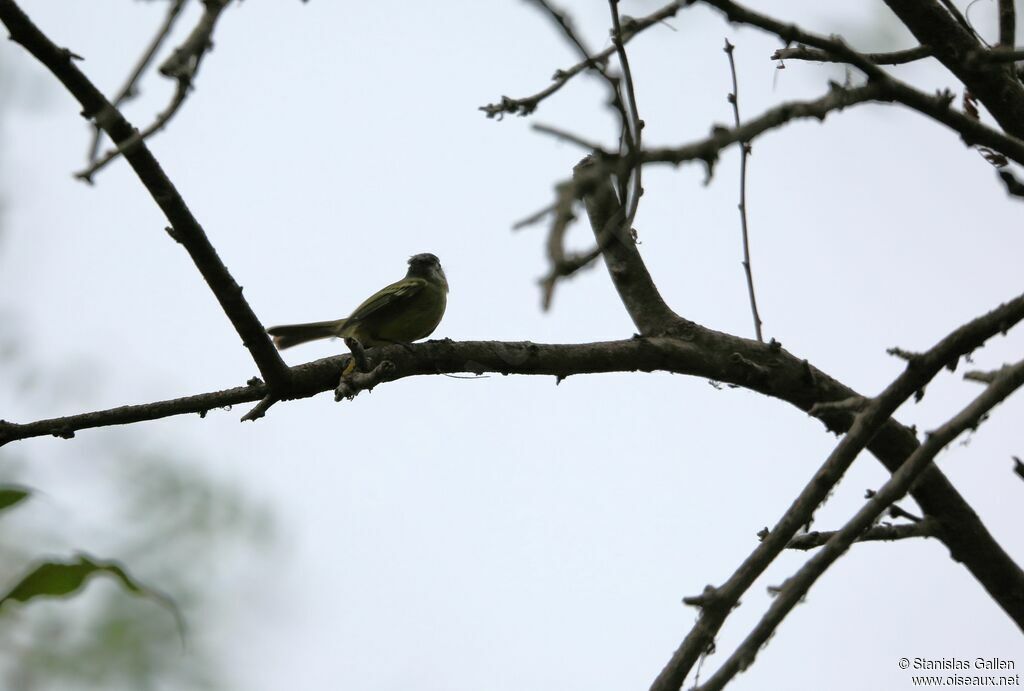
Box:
696 357 1024 691
572 152 1024 656
574 156 680 334
3 297 1023 641
0 0 292 393
881 0 1024 138
999 0 1016 48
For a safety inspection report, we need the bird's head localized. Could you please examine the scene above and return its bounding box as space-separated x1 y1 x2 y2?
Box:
407 253 448 291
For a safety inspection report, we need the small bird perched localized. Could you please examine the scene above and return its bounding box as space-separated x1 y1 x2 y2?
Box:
267 253 448 350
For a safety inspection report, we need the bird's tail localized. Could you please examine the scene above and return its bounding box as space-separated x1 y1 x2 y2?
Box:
266 319 346 350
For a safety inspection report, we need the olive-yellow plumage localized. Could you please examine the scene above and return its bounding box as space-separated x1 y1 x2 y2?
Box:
267 253 448 349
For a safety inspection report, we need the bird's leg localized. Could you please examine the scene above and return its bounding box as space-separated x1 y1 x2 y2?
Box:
343 337 369 375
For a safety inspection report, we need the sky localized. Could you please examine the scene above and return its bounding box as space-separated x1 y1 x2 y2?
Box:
1 1 1023 690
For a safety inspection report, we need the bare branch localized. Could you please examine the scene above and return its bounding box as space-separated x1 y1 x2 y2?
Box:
696 358 1024 691
575 156 679 334
0 0 292 393
773 44 932 65
479 0 682 118
695 0 1024 161
785 518 941 550
85 0 187 163
609 0 644 236
2 297 1022 636
539 245 603 311
512 201 560 232
641 82 889 171
538 181 579 310
723 38 763 342
77 0 231 181
880 0 1024 138
998 0 1016 48
531 122 609 152
997 169 1024 198
641 78 1024 169
650 291 1024 691
77 75 190 182
983 46 1024 62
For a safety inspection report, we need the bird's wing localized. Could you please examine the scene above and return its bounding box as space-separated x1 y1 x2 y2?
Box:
347 277 427 322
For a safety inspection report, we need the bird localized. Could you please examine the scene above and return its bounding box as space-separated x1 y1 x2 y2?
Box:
267 253 448 350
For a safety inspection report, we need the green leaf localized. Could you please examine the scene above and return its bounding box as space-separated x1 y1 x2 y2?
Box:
0 484 31 513
0 553 185 643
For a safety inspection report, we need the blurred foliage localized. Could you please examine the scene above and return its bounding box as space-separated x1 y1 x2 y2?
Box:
0 450 276 691
0 53 277 691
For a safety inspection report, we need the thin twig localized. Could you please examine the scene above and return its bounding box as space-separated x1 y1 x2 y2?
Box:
724 38 763 342
527 0 598 65
479 0 682 118
78 77 190 182
540 181 579 310
526 1 645 310
77 0 231 181
512 202 558 231
532 122 609 152
937 0 982 40
785 518 941 550
86 0 187 163
609 0 644 239
638 82 889 170
638 77 1024 170
773 44 932 65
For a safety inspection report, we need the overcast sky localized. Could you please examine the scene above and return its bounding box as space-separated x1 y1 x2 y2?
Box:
2 1 1022 690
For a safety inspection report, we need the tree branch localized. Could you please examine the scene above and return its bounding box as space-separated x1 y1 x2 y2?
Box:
785 517 941 550
78 0 230 181
881 0 1024 138
692 0 1024 165
3 297 1023 641
999 0 1016 49
723 38 763 342
637 72 1024 172
479 0 683 118
0 0 292 393
696 357 1024 691
650 292 1024 691
85 0 187 164
574 156 680 334
640 82 892 171
773 44 932 65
